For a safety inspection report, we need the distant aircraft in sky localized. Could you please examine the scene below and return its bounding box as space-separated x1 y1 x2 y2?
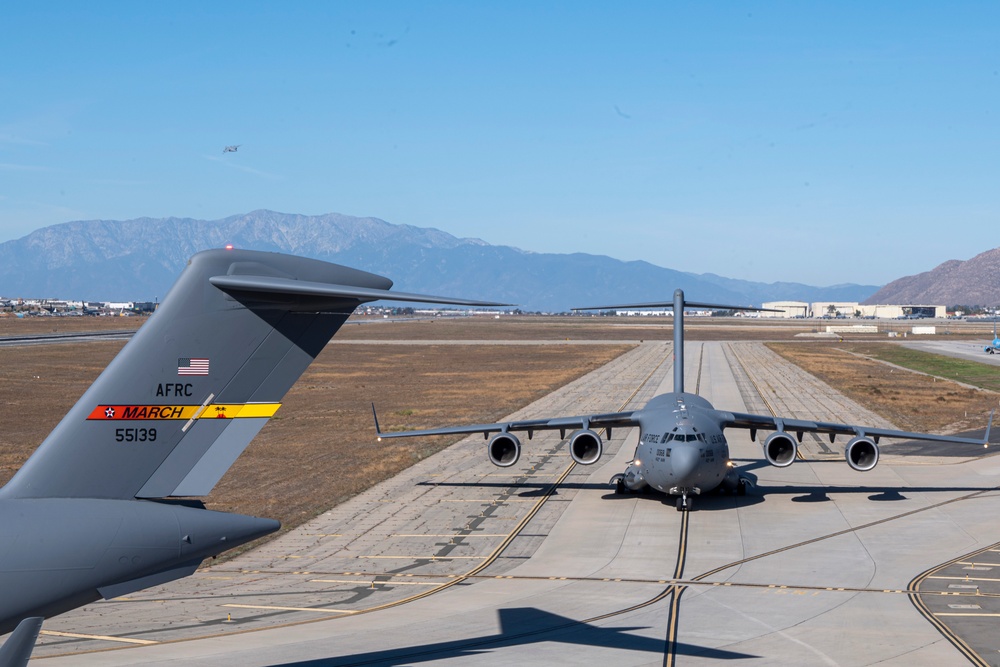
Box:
0 248 506 662
222 145 240 153
377 290 991 512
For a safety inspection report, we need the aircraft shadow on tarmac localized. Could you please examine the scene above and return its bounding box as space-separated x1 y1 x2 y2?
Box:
267 607 757 666
418 474 996 512
416 480 610 495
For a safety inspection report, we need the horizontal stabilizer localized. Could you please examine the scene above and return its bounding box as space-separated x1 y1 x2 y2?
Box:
210 274 511 308
573 300 781 312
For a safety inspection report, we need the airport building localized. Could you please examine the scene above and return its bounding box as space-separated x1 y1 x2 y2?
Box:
760 301 946 318
760 301 809 318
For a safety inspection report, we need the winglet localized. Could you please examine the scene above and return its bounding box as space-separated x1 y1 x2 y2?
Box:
984 410 994 448
0 617 43 667
372 403 383 441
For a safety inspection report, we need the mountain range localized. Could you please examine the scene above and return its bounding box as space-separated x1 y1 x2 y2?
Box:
864 247 1000 307
0 210 881 311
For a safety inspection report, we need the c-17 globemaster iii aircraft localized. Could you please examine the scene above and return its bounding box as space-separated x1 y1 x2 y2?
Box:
0 248 506 665
376 290 992 513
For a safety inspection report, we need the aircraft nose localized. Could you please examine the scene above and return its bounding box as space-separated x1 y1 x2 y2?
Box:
671 446 700 482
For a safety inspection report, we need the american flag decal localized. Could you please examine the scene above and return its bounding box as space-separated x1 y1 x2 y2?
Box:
177 358 210 376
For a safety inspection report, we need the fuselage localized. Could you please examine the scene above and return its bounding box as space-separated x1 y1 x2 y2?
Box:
619 392 733 497
0 498 277 634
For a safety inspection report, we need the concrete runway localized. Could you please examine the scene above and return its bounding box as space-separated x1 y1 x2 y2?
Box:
0 330 135 347
901 339 1000 367
32 341 1000 666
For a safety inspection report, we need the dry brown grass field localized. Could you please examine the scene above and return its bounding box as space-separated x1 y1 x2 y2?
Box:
336 315 817 341
767 341 998 434
0 315 145 335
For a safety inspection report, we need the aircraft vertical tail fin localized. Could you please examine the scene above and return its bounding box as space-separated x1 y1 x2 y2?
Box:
573 293 780 393
1 249 506 501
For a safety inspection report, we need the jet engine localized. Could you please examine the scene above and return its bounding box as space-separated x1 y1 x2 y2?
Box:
487 433 521 467
568 429 603 465
845 436 879 471
763 432 797 468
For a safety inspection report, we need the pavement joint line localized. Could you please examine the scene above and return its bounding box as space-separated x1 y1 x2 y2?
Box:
958 562 1000 566
309 579 440 586
935 613 1000 617
390 534 509 538
39 630 158 645
351 555 487 559
438 499 535 502
222 604 357 614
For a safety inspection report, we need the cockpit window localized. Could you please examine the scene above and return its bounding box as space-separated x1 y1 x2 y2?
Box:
685 434 697 441
697 434 707 442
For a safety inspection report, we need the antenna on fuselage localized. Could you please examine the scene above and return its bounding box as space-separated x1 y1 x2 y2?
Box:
574 292 782 395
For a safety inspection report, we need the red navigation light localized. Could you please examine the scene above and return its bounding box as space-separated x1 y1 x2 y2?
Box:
224 244 234 250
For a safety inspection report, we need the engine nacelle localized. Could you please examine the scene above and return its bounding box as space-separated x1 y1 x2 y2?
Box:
764 432 797 468
845 436 879 471
568 429 603 465
487 433 521 468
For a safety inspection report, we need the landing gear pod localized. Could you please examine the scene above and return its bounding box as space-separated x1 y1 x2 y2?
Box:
568 429 603 465
764 432 797 468
487 433 521 467
845 436 879 471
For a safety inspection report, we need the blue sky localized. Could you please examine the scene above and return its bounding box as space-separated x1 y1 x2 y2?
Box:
2 2 997 286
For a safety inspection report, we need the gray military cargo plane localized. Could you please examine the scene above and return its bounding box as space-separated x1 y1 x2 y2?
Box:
376 289 991 512
0 248 506 663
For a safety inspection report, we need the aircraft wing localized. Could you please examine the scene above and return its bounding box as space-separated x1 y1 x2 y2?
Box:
373 406 641 440
711 409 992 446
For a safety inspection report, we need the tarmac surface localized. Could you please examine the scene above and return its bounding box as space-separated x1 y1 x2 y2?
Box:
0 330 135 347
30 341 1000 666
901 339 1000 367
